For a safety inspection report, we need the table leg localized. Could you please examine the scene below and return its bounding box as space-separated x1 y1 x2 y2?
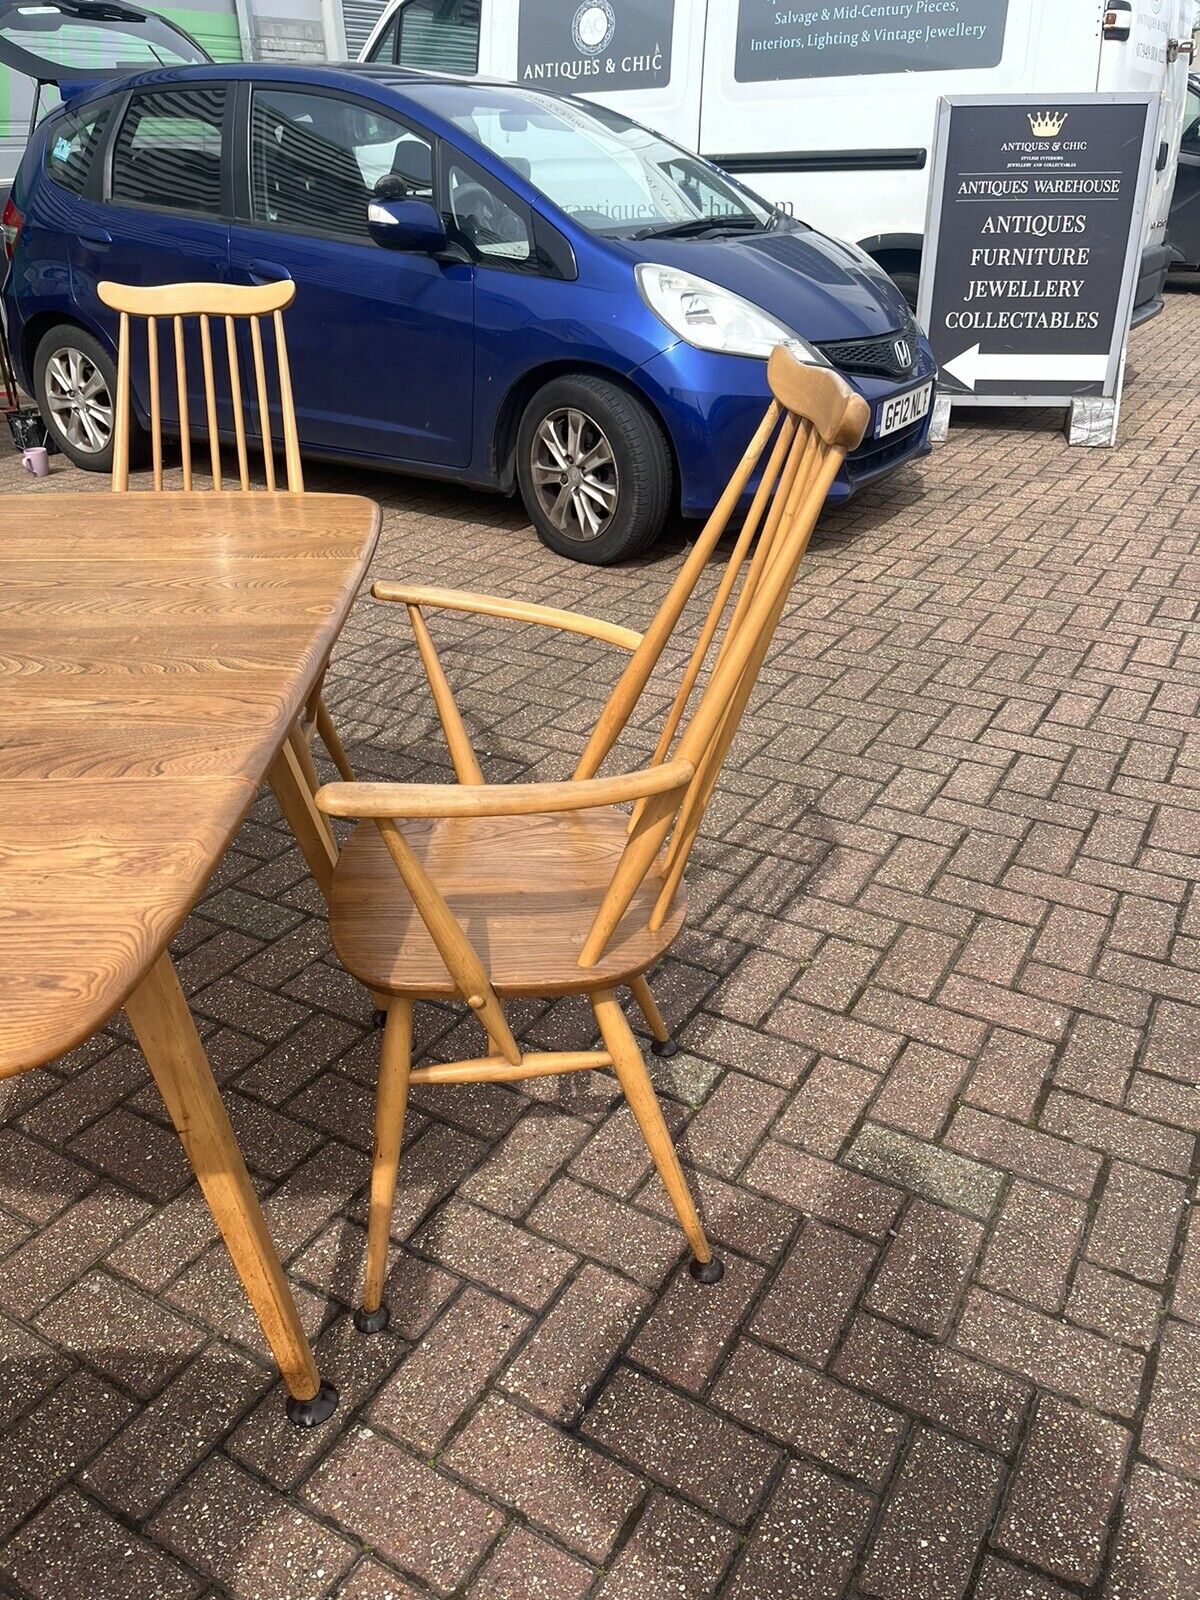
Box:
124 952 337 1427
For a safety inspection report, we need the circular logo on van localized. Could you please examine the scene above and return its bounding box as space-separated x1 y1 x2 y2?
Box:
573 1 616 56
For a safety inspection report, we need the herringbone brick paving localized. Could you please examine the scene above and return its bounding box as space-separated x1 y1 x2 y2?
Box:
0 295 1197 1600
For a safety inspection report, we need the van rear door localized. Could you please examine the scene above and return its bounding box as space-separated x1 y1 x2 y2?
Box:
1100 0 1196 242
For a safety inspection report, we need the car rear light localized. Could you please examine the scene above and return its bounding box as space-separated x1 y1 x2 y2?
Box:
1 197 23 262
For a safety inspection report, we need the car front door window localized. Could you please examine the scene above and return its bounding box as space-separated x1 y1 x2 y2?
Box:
249 88 433 242
447 159 533 266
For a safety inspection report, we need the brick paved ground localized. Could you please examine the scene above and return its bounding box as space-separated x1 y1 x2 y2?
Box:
1 294 1197 1600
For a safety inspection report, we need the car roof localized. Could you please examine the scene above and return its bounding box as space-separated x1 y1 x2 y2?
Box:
74 60 551 97
56 60 584 128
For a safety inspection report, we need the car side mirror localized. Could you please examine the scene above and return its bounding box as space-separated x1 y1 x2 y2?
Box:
367 197 447 254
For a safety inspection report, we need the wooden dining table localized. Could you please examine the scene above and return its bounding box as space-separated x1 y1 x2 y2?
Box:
0 490 380 1425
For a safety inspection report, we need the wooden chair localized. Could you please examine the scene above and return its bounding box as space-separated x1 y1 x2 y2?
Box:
97 279 353 784
314 345 870 1331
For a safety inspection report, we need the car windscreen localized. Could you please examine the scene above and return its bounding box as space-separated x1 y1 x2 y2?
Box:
414 83 774 239
0 1 209 82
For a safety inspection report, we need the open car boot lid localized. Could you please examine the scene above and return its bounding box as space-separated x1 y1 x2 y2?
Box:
0 0 210 86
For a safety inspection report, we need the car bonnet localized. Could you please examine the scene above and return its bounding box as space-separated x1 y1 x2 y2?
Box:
617 226 913 345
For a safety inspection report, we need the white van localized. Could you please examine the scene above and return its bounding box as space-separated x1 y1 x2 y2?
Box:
359 0 1196 318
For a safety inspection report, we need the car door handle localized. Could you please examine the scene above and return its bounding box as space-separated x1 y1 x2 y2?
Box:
77 227 111 249
247 260 292 285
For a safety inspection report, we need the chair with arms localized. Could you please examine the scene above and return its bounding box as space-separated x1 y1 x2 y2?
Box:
98 278 354 786
314 345 870 1331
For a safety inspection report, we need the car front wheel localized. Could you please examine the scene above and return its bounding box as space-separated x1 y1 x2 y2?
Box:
517 375 673 564
33 325 133 473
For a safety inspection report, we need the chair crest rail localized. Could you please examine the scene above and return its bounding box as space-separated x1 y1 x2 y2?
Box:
99 278 302 494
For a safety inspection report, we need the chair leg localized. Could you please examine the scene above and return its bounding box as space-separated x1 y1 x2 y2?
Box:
357 997 412 1333
316 694 355 782
630 974 678 1058
289 718 324 795
592 989 722 1283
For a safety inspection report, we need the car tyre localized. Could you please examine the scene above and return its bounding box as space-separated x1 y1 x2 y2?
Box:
33 325 143 473
517 375 673 564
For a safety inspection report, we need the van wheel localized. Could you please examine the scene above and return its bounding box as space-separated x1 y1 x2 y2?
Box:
889 270 920 311
517 376 672 565
33 326 139 473
875 256 922 311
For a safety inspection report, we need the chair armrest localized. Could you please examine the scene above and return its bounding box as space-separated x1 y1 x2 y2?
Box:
371 581 643 652
315 759 694 820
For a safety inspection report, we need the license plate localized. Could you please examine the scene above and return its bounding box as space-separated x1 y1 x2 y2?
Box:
876 381 933 440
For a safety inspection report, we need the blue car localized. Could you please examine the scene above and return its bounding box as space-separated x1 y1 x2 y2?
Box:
1 12 935 563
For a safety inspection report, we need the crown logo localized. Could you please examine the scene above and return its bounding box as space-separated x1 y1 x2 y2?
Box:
1028 111 1068 139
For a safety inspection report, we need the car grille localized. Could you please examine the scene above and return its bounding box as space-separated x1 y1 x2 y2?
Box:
846 418 927 479
817 327 920 381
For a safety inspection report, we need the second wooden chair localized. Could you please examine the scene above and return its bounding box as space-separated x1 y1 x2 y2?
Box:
97 277 353 785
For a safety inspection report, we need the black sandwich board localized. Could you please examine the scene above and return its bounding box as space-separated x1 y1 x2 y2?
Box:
917 95 1159 445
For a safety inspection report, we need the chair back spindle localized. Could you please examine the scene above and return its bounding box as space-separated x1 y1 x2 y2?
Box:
97 280 303 493
576 345 870 967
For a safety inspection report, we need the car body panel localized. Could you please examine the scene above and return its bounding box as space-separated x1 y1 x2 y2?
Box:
613 229 916 345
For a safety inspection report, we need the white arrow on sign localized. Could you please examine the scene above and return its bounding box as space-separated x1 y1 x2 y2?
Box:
945 344 1110 391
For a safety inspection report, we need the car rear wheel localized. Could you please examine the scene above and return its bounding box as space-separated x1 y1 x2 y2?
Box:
517 375 673 564
34 326 137 473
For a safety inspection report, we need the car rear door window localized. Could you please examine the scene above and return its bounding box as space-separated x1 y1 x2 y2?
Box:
250 88 433 242
110 86 226 216
46 100 113 195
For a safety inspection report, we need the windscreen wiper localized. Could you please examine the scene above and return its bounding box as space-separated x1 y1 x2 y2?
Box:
632 215 764 240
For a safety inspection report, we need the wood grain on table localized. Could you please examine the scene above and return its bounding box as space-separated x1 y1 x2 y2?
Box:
0 491 380 1078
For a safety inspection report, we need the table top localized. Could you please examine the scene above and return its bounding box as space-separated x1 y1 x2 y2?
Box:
0 491 381 1077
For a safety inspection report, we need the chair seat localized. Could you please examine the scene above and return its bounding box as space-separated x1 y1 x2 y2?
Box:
328 809 686 998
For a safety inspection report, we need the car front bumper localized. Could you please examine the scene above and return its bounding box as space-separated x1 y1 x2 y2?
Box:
635 339 937 518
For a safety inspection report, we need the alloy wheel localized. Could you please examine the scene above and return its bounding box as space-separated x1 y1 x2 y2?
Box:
529 407 619 543
43 345 113 455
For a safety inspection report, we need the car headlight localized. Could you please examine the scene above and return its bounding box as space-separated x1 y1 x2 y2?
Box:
636 263 824 362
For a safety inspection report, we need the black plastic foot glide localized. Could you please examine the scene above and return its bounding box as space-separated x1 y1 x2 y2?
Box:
354 1303 390 1334
285 1380 339 1428
689 1255 724 1284
372 1009 387 1028
650 1037 679 1058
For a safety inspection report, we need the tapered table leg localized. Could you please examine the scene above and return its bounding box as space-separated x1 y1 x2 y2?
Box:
124 952 337 1426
